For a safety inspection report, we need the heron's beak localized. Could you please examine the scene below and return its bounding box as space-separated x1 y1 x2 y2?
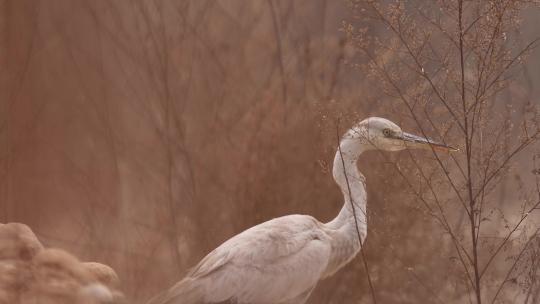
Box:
400 132 458 152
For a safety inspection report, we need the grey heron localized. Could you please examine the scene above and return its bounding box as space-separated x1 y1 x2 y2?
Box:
148 117 455 304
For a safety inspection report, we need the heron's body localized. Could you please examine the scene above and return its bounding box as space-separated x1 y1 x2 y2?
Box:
149 117 453 304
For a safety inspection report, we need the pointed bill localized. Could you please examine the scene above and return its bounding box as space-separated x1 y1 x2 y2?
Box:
401 132 458 152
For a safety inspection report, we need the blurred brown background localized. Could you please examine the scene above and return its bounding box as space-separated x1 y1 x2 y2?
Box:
1 1 540 303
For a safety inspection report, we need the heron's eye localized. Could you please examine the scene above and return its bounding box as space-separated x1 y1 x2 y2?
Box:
382 128 392 137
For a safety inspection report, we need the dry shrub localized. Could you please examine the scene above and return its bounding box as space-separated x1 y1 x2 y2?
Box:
344 0 540 303
0 222 123 304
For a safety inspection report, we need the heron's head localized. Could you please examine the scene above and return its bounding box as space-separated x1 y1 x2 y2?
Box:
349 117 457 152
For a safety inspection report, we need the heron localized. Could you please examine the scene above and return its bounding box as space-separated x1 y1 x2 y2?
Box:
148 117 455 304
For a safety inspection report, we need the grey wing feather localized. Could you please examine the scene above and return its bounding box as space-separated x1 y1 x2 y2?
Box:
147 215 332 304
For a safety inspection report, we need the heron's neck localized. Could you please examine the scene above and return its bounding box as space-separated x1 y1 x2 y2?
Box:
325 136 368 241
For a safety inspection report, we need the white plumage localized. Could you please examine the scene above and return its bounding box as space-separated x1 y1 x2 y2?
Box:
148 117 454 304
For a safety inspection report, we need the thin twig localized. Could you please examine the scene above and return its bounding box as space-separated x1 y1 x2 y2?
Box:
336 120 378 304
490 228 540 304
